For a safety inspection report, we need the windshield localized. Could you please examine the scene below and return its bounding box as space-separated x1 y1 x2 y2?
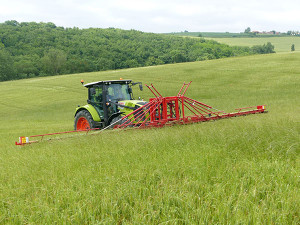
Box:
107 83 131 101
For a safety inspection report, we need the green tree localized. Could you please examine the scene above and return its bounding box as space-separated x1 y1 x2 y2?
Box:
171 50 187 63
0 49 16 81
4 20 19 26
145 56 164 66
41 49 67 75
96 58 115 71
265 42 275 53
291 44 295 51
251 42 275 54
14 57 39 78
244 27 251 33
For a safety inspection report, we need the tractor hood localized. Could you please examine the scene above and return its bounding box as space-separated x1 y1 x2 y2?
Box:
117 100 148 121
118 100 148 109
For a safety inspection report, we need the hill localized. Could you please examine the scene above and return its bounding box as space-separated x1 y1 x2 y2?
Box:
0 53 299 223
1 21 275 82
206 36 300 53
167 31 300 53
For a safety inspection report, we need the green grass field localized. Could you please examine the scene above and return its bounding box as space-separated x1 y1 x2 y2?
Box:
206 36 300 53
0 53 299 224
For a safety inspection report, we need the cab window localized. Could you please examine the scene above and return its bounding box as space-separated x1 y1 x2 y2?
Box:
89 86 103 105
107 84 131 101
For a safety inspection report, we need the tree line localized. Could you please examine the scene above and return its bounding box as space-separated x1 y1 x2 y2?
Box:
0 20 275 81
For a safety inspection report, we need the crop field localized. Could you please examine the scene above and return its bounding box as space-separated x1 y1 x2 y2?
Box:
206 36 300 53
0 53 299 224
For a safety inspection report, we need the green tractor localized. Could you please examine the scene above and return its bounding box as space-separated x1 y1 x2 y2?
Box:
74 79 147 130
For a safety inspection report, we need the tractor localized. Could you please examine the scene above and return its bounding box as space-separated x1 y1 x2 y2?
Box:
74 79 146 130
16 80 267 145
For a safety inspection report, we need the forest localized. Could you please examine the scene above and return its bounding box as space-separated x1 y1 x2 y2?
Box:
0 20 275 81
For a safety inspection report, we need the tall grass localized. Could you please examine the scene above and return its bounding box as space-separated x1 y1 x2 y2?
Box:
0 53 299 224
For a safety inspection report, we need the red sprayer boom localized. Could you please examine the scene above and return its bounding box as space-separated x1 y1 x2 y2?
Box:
114 82 266 129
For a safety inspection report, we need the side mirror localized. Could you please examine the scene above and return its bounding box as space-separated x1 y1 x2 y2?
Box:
139 84 143 91
128 87 132 94
90 88 96 95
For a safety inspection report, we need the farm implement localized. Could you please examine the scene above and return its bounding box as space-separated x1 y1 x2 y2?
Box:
15 79 266 145
113 82 266 129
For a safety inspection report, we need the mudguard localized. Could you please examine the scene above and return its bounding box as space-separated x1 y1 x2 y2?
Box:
74 104 101 122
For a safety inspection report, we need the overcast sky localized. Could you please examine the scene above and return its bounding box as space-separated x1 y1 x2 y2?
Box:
0 0 299 33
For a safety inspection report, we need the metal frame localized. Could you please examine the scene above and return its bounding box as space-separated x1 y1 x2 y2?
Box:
114 82 266 129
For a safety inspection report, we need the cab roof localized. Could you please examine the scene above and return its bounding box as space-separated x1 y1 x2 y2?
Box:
84 80 132 88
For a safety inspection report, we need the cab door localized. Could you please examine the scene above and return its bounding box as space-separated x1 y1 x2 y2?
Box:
89 85 104 119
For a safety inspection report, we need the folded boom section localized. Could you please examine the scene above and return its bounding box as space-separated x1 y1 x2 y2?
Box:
114 82 266 129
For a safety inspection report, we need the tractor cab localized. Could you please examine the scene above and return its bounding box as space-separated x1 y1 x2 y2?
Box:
74 79 146 130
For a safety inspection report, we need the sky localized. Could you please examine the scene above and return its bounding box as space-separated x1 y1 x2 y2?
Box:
0 0 299 33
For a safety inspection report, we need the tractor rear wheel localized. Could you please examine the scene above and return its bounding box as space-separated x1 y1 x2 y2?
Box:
74 110 96 130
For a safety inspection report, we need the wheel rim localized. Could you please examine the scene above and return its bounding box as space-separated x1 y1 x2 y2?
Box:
76 117 90 130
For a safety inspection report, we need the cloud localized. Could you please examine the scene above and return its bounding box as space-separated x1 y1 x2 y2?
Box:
0 0 299 32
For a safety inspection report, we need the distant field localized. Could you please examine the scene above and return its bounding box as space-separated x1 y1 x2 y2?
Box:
167 32 255 38
0 53 299 224
206 36 300 53
168 32 300 52
167 31 294 38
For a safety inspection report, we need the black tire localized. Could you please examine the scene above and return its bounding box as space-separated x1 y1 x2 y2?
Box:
74 110 96 130
110 115 122 125
110 115 130 128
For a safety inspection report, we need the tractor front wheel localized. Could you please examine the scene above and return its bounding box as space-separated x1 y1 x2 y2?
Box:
74 110 95 130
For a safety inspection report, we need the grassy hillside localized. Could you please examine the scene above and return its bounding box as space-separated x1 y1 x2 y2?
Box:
206 36 300 53
0 53 299 224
